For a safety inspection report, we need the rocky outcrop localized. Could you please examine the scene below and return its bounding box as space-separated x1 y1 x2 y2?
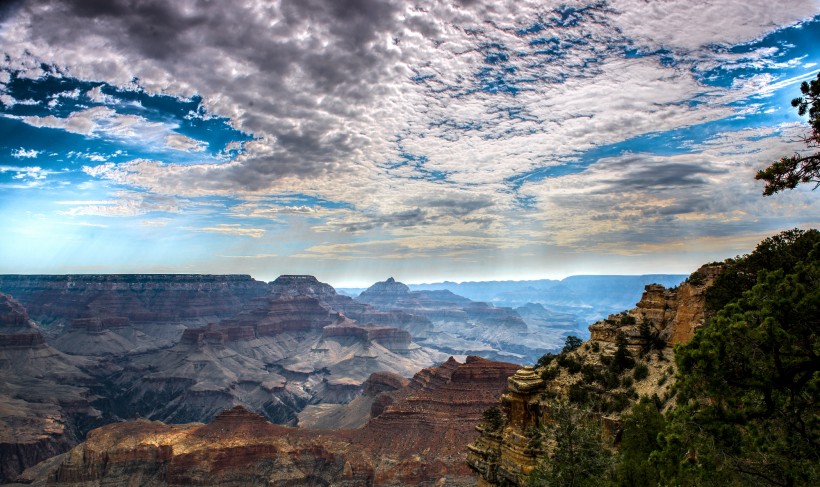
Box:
469 265 724 486
270 275 435 337
297 372 410 430
353 356 521 485
46 406 374 486
588 264 722 351
31 357 519 486
467 367 545 485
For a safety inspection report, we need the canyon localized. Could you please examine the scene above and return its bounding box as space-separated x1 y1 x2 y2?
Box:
0 272 684 484
467 265 721 486
16 356 520 486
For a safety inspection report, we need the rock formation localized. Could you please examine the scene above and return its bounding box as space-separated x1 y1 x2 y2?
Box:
468 266 722 486
588 264 722 351
298 371 410 430
358 277 559 364
102 283 446 426
24 357 520 486
0 293 103 483
0 274 270 330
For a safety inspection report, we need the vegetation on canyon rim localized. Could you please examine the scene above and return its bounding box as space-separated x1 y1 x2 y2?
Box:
524 228 819 487
514 72 820 487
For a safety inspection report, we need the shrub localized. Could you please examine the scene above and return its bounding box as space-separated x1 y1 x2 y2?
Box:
482 406 504 432
611 334 635 373
562 335 583 354
541 366 559 381
633 362 649 381
568 383 589 405
557 354 582 374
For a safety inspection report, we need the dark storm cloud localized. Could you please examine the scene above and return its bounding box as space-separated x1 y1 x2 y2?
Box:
423 195 494 217
596 159 727 193
343 207 430 232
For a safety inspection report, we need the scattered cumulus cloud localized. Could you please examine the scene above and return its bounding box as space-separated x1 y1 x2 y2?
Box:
11 148 39 158
0 0 819 280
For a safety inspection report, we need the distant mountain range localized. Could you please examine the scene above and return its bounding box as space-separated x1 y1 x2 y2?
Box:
341 274 687 332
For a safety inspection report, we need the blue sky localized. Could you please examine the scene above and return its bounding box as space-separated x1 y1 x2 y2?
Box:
1 0 819 287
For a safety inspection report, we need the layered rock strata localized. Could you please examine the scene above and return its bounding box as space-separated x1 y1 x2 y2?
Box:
588 264 722 351
468 266 721 486
0 274 270 329
357 278 559 363
0 294 102 483
105 291 444 425
28 356 519 486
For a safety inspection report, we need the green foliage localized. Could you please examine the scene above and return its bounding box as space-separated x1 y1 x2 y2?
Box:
528 402 613 487
632 362 649 381
686 270 706 286
657 242 820 486
482 406 505 432
524 231 820 487
557 354 582 374
610 333 634 373
536 352 557 369
562 335 584 354
568 382 589 405
612 397 666 486
705 228 820 313
756 72 820 194
540 366 559 381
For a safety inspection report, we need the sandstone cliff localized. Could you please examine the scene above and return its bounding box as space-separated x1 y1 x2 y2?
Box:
468 266 721 486
25 356 519 486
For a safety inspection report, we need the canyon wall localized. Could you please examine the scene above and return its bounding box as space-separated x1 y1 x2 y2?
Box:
468 266 721 486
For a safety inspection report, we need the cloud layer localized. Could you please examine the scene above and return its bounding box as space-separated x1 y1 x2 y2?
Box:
1 0 819 283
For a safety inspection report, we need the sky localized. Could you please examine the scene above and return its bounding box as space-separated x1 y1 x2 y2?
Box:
1 0 819 287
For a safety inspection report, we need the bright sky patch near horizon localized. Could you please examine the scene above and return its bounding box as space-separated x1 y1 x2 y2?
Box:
0 0 819 288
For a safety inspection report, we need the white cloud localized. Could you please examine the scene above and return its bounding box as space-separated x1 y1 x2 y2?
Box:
0 165 52 180
164 133 207 152
1 0 819 278
19 106 170 141
187 223 265 238
11 148 39 158
86 85 116 104
57 191 181 217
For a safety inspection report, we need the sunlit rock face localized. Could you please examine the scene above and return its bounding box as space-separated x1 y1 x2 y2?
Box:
468 265 724 486
32 356 519 487
0 293 103 483
588 264 722 351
